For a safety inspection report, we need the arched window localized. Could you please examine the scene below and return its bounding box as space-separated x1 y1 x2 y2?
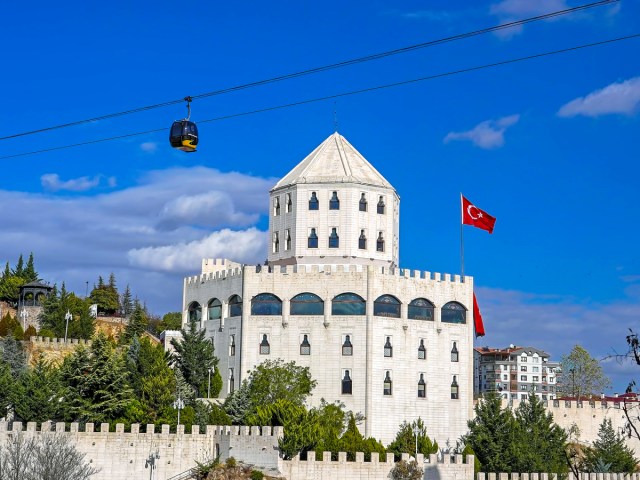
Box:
383 371 392 395
451 342 459 362
374 295 400 318
342 370 352 395
376 233 385 252
342 335 353 356
359 193 367 212
442 302 467 324
418 374 426 398
259 334 270 354
332 293 366 315
377 196 385 214
329 191 340 210
228 295 242 317
309 192 319 210
207 298 222 320
229 335 236 356
308 228 318 248
358 230 367 250
290 293 324 315
408 298 434 321
451 375 459 399
300 335 311 355
418 339 426 360
188 302 201 322
251 293 282 316
329 228 339 248
384 337 393 357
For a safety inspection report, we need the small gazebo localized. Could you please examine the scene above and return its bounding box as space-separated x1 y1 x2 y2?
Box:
18 280 53 308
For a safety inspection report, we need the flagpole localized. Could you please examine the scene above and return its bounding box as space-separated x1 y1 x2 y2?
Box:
460 193 465 279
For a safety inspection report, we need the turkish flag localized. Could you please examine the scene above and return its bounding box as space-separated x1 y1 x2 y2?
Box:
461 195 496 234
473 293 486 337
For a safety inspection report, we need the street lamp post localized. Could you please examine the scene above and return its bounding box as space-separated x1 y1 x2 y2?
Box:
413 424 419 459
64 310 72 343
145 450 160 480
173 396 184 426
20 309 28 331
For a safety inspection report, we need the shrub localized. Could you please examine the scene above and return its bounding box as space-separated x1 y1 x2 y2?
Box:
226 456 237 468
250 470 264 480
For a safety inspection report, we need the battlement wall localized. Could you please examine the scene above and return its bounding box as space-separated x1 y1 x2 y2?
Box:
502 399 639 451
281 453 474 480
185 260 471 287
29 336 92 348
0 421 283 480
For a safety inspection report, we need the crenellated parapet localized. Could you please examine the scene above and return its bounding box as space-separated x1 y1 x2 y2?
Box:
29 336 92 348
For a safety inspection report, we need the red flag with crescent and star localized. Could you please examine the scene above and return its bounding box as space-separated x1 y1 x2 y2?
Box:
461 195 496 234
473 293 485 337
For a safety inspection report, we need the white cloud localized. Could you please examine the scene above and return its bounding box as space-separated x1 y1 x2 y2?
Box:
558 77 640 118
140 142 158 153
476 285 640 392
1 166 275 313
41 173 102 192
127 228 267 273
444 114 520 149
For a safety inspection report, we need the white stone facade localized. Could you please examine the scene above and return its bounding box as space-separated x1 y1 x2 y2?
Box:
182 133 475 446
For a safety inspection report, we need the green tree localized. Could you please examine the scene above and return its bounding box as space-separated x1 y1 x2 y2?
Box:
0 361 14 418
12 359 63 423
0 335 27 377
157 312 182 333
0 275 25 304
120 284 134 317
23 253 38 283
338 413 386 461
464 392 517 473
120 301 148 345
390 460 423 480
559 345 611 398
12 254 24 278
387 418 438 460
170 319 219 397
0 312 20 336
60 334 133 422
512 393 568 473
583 418 637 473
223 380 252 424
244 358 316 408
39 285 94 339
89 274 119 315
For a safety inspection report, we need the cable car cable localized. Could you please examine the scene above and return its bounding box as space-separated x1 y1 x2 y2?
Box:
0 0 618 142
0 31 637 160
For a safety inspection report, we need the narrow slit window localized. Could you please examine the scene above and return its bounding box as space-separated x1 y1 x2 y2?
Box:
273 197 280 216
418 374 426 398
300 334 311 355
377 196 385 214
329 228 339 248
342 370 352 395
286 193 292 213
451 375 459 400
359 193 367 212
418 339 426 360
342 335 353 356
273 232 279 253
308 228 318 248
229 368 235 393
259 334 270 355
451 342 459 362
229 334 236 356
384 336 393 357
285 229 291 251
358 230 367 250
309 192 319 210
376 233 385 252
329 191 340 210
383 371 392 395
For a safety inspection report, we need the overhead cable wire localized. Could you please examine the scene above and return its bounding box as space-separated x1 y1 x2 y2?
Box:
1 32 638 160
0 0 619 142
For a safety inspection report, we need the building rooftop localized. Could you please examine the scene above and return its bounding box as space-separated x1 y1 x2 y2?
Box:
272 132 394 191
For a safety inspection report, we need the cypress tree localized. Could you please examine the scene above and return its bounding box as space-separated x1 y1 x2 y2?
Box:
121 284 134 317
13 254 24 278
23 252 38 283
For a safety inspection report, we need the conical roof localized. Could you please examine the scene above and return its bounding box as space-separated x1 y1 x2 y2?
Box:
272 132 394 191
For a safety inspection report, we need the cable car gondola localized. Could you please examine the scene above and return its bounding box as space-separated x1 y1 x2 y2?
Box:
169 97 198 152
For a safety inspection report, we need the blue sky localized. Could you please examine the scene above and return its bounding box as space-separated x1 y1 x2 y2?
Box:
1 1 639 391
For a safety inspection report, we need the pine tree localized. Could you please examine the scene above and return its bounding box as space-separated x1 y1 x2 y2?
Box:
2 262 9 279
108 272 117 290
120 301 148 344
512 393 568 473
12 358 63 422
121 284 134 317
388 418 438 460
13 254 24 278
0 336 27 377
170 319 219 397
23 253 38 283
464 392 518 473
584 418 638 473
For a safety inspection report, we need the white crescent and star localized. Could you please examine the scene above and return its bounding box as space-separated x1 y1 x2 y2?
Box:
467 204 483 220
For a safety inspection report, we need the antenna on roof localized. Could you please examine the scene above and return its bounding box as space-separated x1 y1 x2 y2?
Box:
333 101 339 132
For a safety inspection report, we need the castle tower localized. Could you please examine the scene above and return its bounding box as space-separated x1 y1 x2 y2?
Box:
268 132 399 267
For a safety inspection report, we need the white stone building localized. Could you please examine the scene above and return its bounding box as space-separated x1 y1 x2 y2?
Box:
474 345 561 401
182 132 475 445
